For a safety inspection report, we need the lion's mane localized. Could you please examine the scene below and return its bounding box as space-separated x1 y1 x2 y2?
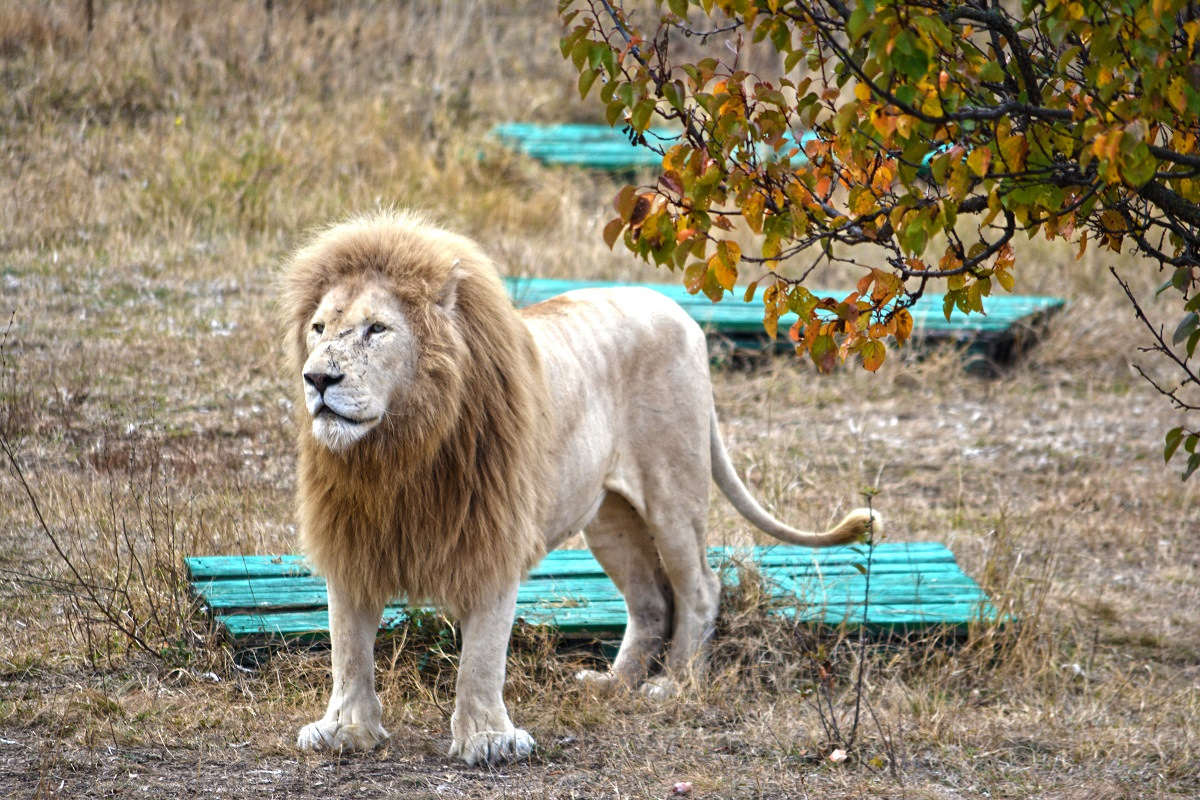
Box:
280 211 550 615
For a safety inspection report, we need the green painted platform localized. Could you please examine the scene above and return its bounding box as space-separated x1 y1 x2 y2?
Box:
491 123 827 171
505 276 1064 364
186 543 1003 646
492 123 682 169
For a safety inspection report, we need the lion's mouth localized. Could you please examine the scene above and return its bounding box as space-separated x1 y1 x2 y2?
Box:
314 405 374 426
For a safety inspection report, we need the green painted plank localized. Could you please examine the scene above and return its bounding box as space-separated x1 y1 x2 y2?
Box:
190 542 1008 642
217 600 634 640
194 569 982 616
217 596 999 641
192 562 966 611
506 277 1064 341
217 594 999 640
185 542 956 581
197 576 630 613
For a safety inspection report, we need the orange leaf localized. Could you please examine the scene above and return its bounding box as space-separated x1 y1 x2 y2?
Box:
893 308 914 343
861 340 886 372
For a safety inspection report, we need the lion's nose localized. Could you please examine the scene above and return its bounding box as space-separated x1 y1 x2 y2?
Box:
304 371 344 395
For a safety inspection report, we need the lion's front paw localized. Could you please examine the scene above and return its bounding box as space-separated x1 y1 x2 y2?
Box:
297 719 390 753
449 727 535 766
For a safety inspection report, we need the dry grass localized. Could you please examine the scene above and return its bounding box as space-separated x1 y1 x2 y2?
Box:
1 2 1198 798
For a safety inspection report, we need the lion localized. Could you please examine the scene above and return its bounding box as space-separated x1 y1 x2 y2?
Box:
281 210 881 765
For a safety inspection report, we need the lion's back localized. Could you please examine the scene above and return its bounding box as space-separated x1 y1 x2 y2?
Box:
522 286 707 376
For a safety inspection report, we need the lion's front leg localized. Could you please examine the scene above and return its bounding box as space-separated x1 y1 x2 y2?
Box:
448 580 534 766
297 578 390 753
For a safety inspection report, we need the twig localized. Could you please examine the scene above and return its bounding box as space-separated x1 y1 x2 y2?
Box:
0 430 163 660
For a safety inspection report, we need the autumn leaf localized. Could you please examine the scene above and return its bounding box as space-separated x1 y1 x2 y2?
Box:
861 339 886 371
811 333 838 373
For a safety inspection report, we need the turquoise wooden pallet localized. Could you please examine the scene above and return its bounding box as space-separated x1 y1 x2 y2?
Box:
490 123 945 172
491 123 683 169
186 543 1004 646
505 276 1064 365
491 123 827 171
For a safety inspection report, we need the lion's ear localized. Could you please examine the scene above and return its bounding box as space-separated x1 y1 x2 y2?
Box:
436 260 465 313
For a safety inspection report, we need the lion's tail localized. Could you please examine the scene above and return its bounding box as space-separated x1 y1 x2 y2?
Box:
710 409 882 547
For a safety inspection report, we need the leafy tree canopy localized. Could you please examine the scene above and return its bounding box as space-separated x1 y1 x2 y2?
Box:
559 0 1200 478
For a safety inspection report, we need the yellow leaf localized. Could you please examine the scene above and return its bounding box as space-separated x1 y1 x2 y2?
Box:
1000 134 1028 172
743 193 766 234
763 307 779 340
849 186 876 216
967 147 992 178
1168 77 1188 115
710 241 741 291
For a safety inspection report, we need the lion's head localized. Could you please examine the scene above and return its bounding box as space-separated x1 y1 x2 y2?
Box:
280 211 549 614
298 277 415 451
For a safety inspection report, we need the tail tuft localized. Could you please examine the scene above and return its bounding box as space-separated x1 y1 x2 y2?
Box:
826 508 884 544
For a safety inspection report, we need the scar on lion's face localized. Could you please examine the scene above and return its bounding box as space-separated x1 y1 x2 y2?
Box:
302 278 416 451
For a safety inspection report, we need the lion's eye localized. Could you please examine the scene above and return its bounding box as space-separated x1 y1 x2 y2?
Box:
312 323 325 335
368 322 387 335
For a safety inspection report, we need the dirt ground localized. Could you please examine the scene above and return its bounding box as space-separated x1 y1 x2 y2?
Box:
2 3 1199 798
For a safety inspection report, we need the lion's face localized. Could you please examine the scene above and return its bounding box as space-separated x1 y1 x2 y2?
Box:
301 278 417 452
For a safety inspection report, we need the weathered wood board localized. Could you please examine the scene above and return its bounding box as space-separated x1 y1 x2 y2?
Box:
186 543 1005 646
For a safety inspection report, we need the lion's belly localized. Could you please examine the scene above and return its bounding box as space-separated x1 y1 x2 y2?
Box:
522 287 712 548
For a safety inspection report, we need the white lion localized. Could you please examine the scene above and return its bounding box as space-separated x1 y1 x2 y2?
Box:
280 211 880 765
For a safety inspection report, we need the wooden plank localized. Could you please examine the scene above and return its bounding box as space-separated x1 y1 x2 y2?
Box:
217 600 633 641
184 542 958 581
785 602 1003 629
505 277 1064 342
192 562 965 613
190 542 1007 644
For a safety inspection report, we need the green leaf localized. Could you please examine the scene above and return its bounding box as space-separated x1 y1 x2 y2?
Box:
606 99 626 126
770 19 790 52
1172 312 1199 346
684 263 706 294
668 0 689 16
980 60 1005 82
1184 453 1200 481
784 48 806 73
630 99 655 132
847 5 871 40
662 81 683 111
811 334 838 373
1165 427 1185 462
578 68 599 99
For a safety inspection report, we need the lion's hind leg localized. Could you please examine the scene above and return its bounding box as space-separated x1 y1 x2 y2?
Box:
576 493 673 692
641 497 722 699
